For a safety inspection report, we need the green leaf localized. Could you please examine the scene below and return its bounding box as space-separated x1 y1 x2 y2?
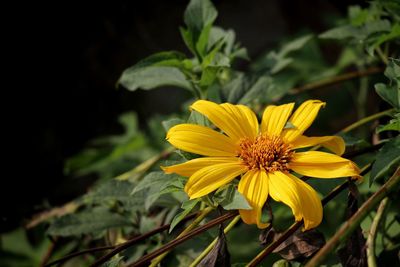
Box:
376 114 400 133
319 25 359 40
375 83 400 110
238 76 272 104
188 110 211 127
279 35 313 58
212 184 251 210
47 208 131 237
162 118 185 132
184 0 217 33
183 0 218 58
370 137 400 186
223 72 246 103
220 189 252 210
131 172 177 210
118 51 192 91
169 199 200 233
371 23 400 49
84 180 144 210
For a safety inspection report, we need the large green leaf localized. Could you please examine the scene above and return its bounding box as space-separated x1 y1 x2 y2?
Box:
131 171 182 210
370 137 400 186
47 208 131 237
118 51 192 91
84 180 145 210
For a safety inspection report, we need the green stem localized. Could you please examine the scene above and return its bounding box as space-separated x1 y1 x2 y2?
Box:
190 215 241 267
376 46 389 65
290 67 383 94
366 197 389 267
340 108 394 133
116 146 174 181
149 207 214 267
305 168 400 267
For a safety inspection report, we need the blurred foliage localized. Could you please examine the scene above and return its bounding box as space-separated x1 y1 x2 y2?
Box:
1 0 399 266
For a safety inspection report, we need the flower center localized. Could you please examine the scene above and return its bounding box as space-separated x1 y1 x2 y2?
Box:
238 135 294 172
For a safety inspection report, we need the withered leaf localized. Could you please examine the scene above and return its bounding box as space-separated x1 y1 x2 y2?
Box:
272 228 326 261
337 181 367 267
198 225 231 267
260 227 325 261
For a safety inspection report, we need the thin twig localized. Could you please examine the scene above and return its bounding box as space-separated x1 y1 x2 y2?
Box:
45 245 115 267
305 167 400 267
366 197 390 267
127 211 238 267
290 67 383 94
340 109 394 133
342 143 383 159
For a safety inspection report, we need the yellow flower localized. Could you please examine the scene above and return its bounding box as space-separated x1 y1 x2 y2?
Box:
162 100 360 230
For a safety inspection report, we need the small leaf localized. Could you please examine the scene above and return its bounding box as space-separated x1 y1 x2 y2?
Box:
183 0 218 58
169 199 200 233
213 183 251 210
370 137 400 185
199 226 231 267
184 0 217 35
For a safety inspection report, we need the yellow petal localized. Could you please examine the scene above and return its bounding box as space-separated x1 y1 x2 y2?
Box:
291 135 345 155
281 100 325 143
268 171 323 230
290 151 361 178
167 124 238 157
162 157 239 177
185 161 246 199
238 170 269 229
261 103 295 136
191 100 259 141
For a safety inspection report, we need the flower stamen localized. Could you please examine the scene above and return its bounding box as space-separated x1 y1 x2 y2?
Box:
238 135 294 172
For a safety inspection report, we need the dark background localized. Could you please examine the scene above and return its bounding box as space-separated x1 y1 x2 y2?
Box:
3 0 363 232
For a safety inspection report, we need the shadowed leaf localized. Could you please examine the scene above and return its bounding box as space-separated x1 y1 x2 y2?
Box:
199 225 231 267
